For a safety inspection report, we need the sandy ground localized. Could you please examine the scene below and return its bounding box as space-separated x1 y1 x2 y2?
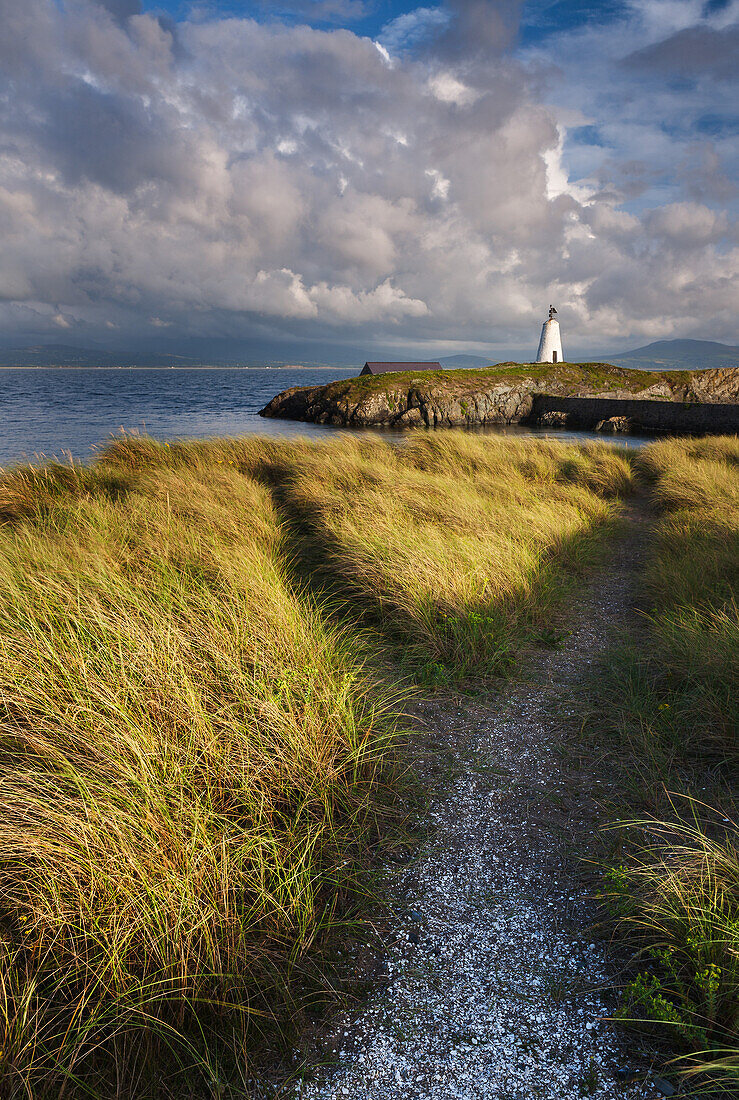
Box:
293 506 673 1100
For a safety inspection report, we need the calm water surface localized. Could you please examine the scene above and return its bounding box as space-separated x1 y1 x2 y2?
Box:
0 368 652 467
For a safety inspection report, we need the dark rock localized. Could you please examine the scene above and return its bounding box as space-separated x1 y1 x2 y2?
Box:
538 410 570 428
653 1077 676 1096
595 415 632 432
407 910 423 922
395 406 424 427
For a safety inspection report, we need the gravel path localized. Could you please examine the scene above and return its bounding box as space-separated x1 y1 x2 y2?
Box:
296 506 663 1100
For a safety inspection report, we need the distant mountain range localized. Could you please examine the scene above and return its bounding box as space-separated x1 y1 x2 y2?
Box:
0 344 498 370
0 344 217 368
442 341 739 372
0 344 122 367
605 339 739 372
420 344 739 371
0 339 736 372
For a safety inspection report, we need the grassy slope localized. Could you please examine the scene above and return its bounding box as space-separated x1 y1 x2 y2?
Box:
265 433 633 681
311 362 695 404
594 437 739 1092
0 433 634 1097
0 454 403 1096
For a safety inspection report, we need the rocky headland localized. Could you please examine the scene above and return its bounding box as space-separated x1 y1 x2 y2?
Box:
259 362 739 433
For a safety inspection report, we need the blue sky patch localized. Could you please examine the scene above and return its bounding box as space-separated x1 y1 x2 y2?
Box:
141 1 632 49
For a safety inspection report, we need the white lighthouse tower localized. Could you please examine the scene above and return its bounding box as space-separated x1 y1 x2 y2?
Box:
536 305 564 364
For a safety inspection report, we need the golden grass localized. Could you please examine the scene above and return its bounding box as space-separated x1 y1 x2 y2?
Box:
259 433 633 679
0 455 401 1095
637 436 739 757
599 436 739 1092
0 432 634 1095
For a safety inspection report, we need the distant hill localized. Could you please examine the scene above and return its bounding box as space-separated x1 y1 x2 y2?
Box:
439 354 493 369
0 344 499 371
4 340 736 373
0 344 125 367
606 339 739 372
0 344 208 368
0 343 342 369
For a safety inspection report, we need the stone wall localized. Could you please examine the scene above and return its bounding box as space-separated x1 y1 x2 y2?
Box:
529 395 739 434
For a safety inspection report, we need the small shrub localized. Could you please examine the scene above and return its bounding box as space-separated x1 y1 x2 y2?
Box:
608 807 739 1090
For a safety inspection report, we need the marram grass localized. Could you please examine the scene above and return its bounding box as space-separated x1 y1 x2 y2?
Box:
0 457 403 1095
598 436 739 1094
250 432 633 680
0 432 634 1095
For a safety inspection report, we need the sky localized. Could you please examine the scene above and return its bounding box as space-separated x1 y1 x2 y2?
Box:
0 0 737 361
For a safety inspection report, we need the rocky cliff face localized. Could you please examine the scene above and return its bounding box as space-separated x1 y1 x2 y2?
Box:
259 364 739 430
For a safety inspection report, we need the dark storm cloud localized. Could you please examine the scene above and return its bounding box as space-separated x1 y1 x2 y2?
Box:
95 0 143 19
433 0 524 59
37 82 195 195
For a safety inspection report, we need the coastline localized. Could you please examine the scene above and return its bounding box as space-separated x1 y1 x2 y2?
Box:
260 362 739 434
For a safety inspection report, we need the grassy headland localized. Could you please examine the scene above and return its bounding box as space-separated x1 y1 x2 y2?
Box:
0 432 634 1096
261 361 739 431
314 361 698 402
259 433 633 681
0 451 407 1095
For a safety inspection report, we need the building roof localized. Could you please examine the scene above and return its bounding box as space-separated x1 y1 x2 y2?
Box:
362 361 442 374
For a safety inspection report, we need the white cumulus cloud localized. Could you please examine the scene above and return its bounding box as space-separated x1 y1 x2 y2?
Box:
0 0 735 356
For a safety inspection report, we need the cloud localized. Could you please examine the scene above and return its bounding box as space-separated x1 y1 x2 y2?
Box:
622 24 739 81
94 0 142 20
433 0 524 60
0 0 735 356
253 0 368 24
646 201 728 245
378 6 450 55
428 72 480 105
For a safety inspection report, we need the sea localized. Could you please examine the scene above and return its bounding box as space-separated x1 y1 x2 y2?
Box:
0 367 653 468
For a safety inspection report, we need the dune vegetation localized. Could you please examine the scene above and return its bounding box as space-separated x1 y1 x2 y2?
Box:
259 433 633 681
0 453 408 1096
0 432 635 1097
596 436 739 1092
